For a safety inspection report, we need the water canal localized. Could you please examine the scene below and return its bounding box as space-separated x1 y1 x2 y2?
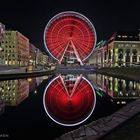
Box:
0 73 139 139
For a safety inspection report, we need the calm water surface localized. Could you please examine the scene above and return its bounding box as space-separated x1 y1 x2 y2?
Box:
0 73 139 139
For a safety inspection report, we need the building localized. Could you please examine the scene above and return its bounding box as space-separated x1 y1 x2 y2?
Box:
0 22 5 43
89 30 140 67
0 79 29 106
0 23 5 64
1 30 29 66
88 40 107 67
42 53 49 67
90 41 108 68
29 43 38 68
36 50 48 68
108 31 140 67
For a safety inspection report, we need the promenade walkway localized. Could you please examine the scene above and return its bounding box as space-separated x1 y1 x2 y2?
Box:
55 98 140 140
0 67 55 80
102 112 140 140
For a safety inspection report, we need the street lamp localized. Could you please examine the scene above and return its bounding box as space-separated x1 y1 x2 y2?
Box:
7 53 10 66
0 47 4 64
35 49 37 68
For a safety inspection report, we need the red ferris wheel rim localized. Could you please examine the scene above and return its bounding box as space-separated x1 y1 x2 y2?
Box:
43 75 96 126
44 11 97 62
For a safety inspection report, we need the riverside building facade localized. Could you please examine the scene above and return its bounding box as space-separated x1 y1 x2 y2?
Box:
1 31 29 67
90 30 140 67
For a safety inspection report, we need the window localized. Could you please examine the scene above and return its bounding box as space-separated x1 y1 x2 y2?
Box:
125 49 130 64
118 44 124 47
132 49 137 63
132 44 137 48
122 35 127 38
109 50 111 59
125 44 131 47
118 49 124 66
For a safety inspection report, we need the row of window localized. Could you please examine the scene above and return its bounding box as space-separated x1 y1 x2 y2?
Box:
118 44 138 48
117 35 138 39
4 45 15 48
5 54 16 57
2 41 16 44
4 50 16 53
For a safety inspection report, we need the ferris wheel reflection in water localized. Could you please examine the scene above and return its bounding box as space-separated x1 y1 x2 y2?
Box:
43 74 96 126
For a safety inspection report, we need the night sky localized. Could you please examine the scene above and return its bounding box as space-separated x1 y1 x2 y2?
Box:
0 0 139 53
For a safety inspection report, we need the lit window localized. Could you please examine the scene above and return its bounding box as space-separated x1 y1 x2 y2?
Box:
121 101 126 104
13 61 15 64
9 61 11 65
5 60 8 64
122 35 127 38
132 44 137 47
117 101 120 104
118 44 124 47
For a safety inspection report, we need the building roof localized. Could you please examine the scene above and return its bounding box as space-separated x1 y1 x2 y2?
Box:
110 30 140 41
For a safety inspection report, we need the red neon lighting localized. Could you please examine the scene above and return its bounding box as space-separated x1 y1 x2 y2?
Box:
44 76 96 125
44 14 96 61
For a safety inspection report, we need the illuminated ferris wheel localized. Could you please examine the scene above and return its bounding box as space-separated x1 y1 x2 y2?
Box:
44 11 97 65
43 75 96 126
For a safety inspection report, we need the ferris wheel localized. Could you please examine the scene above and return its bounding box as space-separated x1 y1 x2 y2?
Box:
44 11 97 65
43 75 96 126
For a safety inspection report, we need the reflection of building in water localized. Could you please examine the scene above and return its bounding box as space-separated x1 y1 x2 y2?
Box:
61 74 81 96
0 99 5 115
89 30 140 67
27 78 37 92
36 77 44 87
0 79 29 106
89 74 140 100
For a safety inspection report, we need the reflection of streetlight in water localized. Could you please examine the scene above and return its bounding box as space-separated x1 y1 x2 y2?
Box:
34 90 37 94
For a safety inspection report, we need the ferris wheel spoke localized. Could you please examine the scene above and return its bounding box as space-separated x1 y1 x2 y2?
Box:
44 11 96 62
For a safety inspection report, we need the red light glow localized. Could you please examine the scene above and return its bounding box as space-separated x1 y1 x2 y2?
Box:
44 12 96 62
43 75 96 126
